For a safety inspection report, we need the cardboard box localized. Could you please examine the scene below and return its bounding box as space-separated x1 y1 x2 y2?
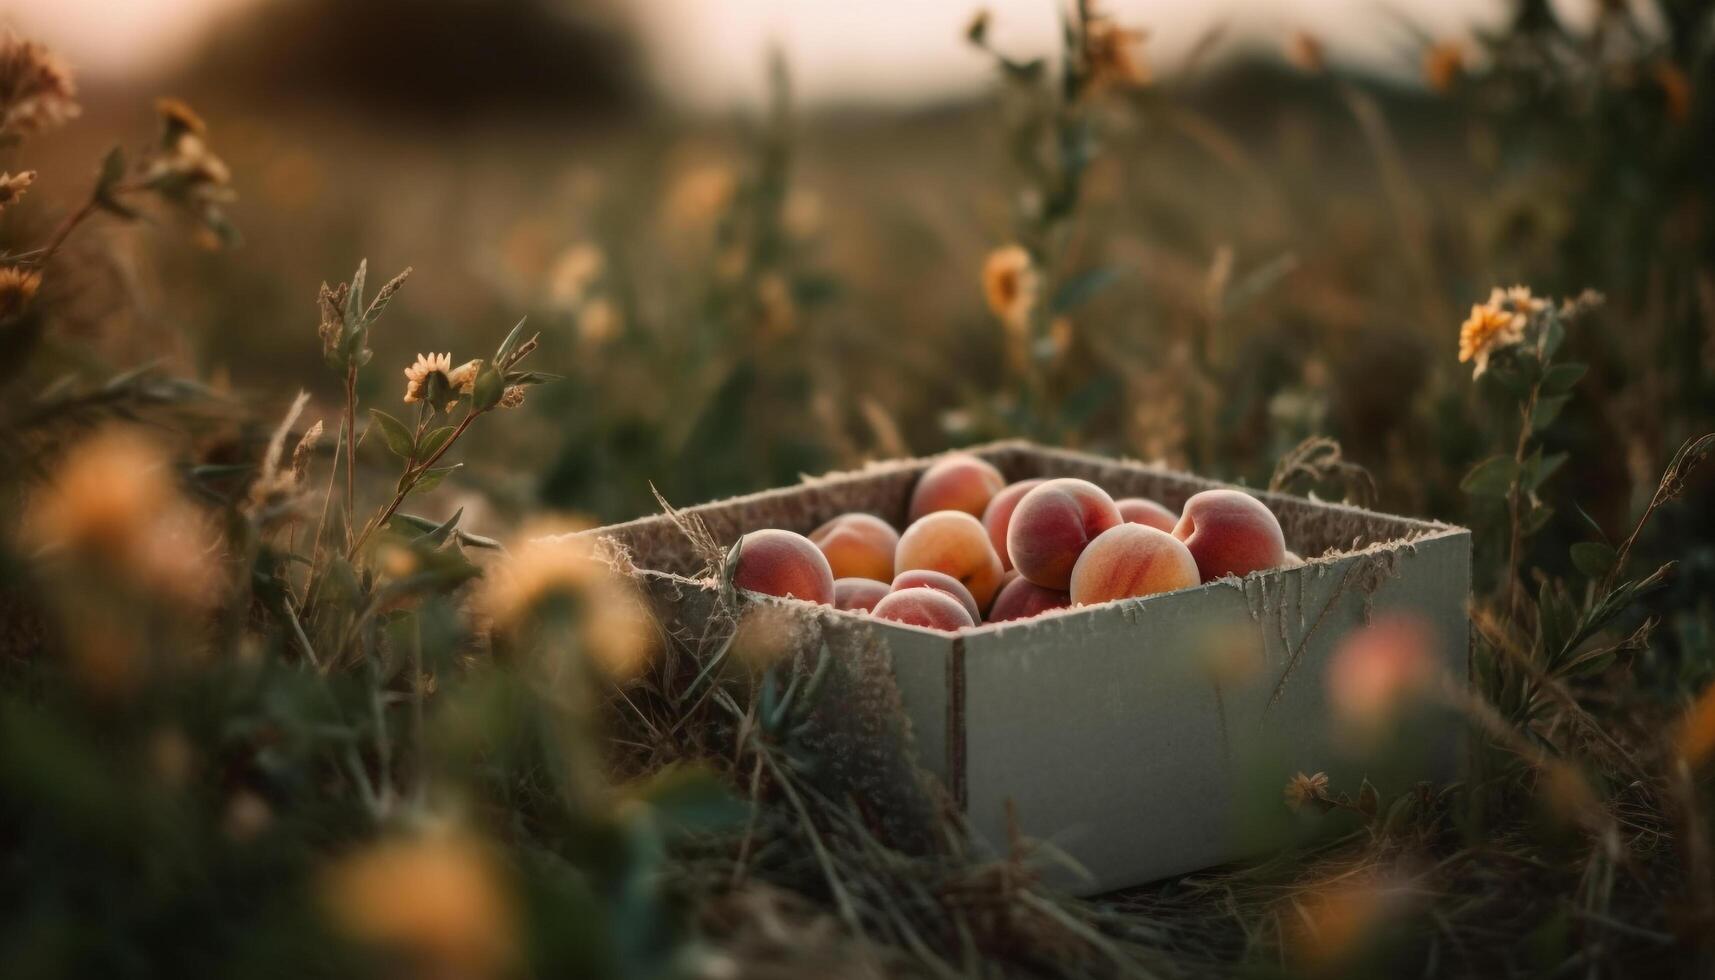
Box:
587 441 1470 894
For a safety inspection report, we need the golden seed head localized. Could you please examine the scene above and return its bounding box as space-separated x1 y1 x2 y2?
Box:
0 169 34 211
447 358 482 395
0 31 80 139
1283 771 1330 810
1083 14 1150 93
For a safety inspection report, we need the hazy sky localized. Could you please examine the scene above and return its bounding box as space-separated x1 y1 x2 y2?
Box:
11 0 1559 106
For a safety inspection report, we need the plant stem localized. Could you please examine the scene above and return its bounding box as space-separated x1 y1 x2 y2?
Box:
343 367 358 541
1503 382 1540 618
347 409 479 558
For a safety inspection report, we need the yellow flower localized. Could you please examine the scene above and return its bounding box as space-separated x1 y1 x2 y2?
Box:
25 426 220 609
982 245 1038 333
1457 296 1526 379
1083 14 1150 92
0 265 41 318
322 830 517 979
402 352 453 404
1423 41 1464 93
479 527 654 681
1284 771 1329 810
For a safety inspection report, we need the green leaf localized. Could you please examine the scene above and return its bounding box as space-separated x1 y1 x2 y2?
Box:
1524 451 1567 492
417 425 456 459
344 259 368 335
473 366 504 411
409 464 460 495
1531 394 1570 432
1049 266 1121 315
367 409 416 459
1460 455 1518 498
92 146 138 219
1539 316 1565 359
1541 362 1587 394
1570 542 1617 578
501 370 562 387
493 316 530 365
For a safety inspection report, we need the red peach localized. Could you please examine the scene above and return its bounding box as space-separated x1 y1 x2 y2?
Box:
908 453 1006 522
1069 523 1201 606
894 510 1006 611
809 512 899 582
986 575 1071 623
833 577 890 612
981 478 1045 571
1172 489 1287 581
1114 496 1178 533
871 587 976 631
732 529 835 604
1006 478 1122 590
890 569 981 623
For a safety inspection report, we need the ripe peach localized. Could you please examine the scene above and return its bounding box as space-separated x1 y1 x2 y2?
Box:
894 510 1006 611
871 587 976 631
1114 497 1178 533
833 577 890 612
1172 489 1287 581
1006 478 1122 590
732 529 835 605
809 512 899 582
980 478 1045 571
987 575 1071 623
1069 523 1200 606
890 569 981 623
908 453 1006 522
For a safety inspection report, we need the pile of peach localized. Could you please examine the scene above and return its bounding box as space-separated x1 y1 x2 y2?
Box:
732 453 1303 632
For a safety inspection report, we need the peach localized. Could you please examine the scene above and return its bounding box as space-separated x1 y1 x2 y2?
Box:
809 512 899 582
890 569 981 623
1069 523 1200 606
1172 489 1286 581
833 577 890 612
1282 550 1305 568
908 453 1006 522
894 510 1006 611
1006 478 1122 590
732 529 835 605
1114 497 1178 533
987 575 1071 623
871 587 976 631
980 478 1044 571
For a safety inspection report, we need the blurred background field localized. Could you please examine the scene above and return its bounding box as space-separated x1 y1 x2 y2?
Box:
4 0 1715 976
